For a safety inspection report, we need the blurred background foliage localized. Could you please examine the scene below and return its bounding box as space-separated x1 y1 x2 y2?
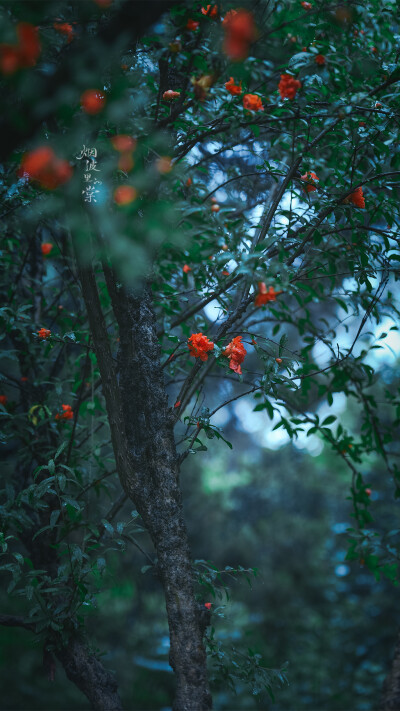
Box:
1 399 399 710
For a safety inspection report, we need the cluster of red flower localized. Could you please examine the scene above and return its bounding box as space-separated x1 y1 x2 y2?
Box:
223 336 247 375
188 333 214 361
81 89 106 115
342 186 365 208
279 74 301 100
225 77 242 96
111 134 136 173
186 19 199 31
55 404 73 422
18 147 72 190
243 94 264 111
254 283 282 307
187 333 247 375
54 22 74 43
163 90 181 101
301 171 319 193
0 22 41 75
201 5 218 18
38 328 51 340
223 9 256 61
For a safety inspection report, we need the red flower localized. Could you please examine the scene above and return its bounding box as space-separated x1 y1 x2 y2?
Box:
55 404 73 421
204 602 212 610
223 336 247 375
41 242 53 257
156 156 173 174
54 22 74 43
163 89 181 101
114 186 137 205
211 204 220 212
118 153 134 172
80 89 106 114
38 328 51 339
359 121 366 127
188 333 214 361
186 177 192 187
315 54 325 65
18 147 72 190
0 23 41 75
342 186 365 209
279 74 301 100
225 77 242 95
174 400 181 408
366 488 372 497
0 395 7 406
20 376 28 382
111 135 136 152
254 283 282 307
300 171 319 193
301 1 312 8
222 270 230 276
16 23 41 68
201 5 218 18
243 93 263 112
186 19 200 31
0 45 20 75
276 357 282 364
223 9 256 61
183 264 191 273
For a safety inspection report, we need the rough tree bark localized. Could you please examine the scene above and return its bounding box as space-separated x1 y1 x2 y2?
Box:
382 630 400 711
75 256 212 711
56 635 123 711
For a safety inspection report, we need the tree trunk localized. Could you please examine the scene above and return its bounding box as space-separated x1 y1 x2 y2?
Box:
56 636 122 711
382 630 400 710
76 259 212 710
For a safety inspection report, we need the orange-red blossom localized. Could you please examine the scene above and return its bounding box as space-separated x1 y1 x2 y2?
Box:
80 89 106 115
188 333 214 361
163 90 181 101
255 284 283 307
111 134 136 173
223 9 256 61
38 328 51 339
278 74 301 100
223 336 247 375
243 94 264 112
41 243 54 256
0 22 41 76
301 171 319 193
225 77 242 96
54 22 74 43
18 147 72 190
186 19 200 31
201 5 218 18
55 404 73 421
342 186 365 208
0 395 7 406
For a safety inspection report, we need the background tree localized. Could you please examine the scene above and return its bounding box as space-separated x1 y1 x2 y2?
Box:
1 0 400 709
